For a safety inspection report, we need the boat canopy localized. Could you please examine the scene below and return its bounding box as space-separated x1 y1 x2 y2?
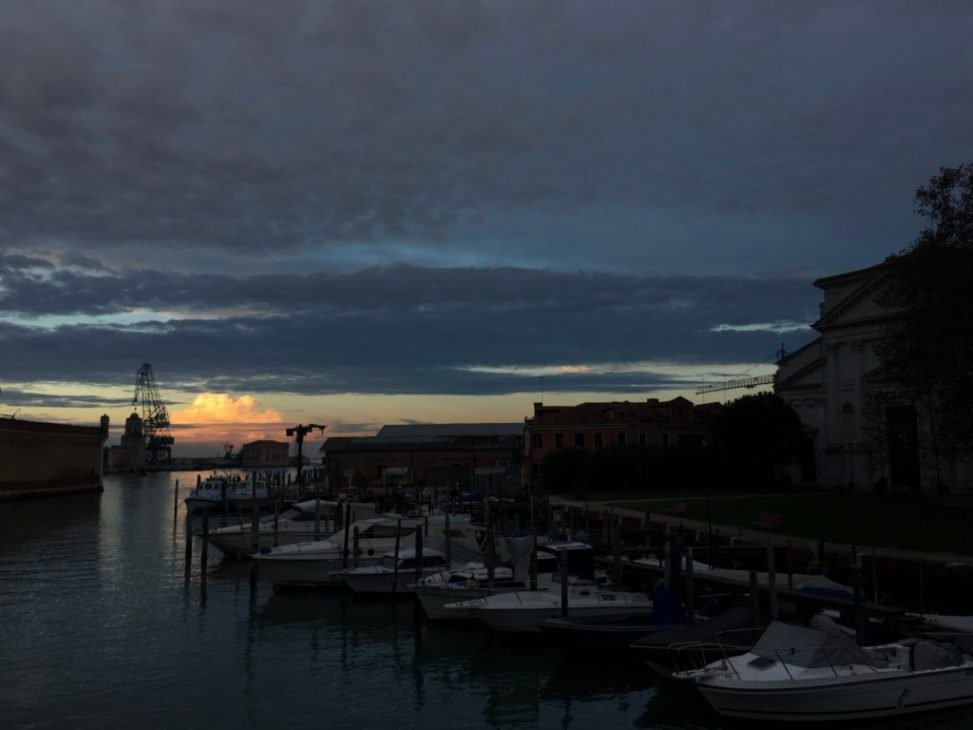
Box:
752 621 877 669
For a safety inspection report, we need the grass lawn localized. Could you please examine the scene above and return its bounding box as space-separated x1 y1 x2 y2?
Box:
623 493 973 555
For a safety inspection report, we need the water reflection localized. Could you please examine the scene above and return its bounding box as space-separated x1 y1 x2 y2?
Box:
2 473 973 729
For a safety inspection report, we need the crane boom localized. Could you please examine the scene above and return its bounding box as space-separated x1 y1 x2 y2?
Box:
695 373 775 395
133 362 174 463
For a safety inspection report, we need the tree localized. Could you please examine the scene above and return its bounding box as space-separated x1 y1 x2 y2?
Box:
878 164 973 486
710 393 805 488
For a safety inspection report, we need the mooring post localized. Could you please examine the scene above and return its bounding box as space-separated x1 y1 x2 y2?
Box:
201 512 209 585
644 511 652 548
392 518 402 596
612 521 622 587
919 557 925 618
273 501 280 547
749 570 760 627
560 548 570 617
314 495 321 540
250 474 258 553
766 545 778 620
444 512 451 566
584 501 589 534
786 539 794 590
663 538 672 590
817 538 826 572
852 545 865 644
352 526 360 568
414 523 423 584
686 546 695 625
529 530 538 590
184 512 193 582
486 527 496 590
871 546 879 605
173 479 180 534
342 503 352 569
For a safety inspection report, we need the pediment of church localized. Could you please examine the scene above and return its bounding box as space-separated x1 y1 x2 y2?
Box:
813 270 898 331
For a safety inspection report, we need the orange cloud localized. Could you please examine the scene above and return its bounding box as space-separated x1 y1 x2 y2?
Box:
170 392 285 443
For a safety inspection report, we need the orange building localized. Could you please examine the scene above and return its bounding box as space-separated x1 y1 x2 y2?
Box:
240 440 290 467
524 397 720 485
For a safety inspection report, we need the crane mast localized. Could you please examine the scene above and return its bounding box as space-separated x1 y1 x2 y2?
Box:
133 363 175 464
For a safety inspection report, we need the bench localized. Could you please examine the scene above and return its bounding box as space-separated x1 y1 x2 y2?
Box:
663 501 687 516
751 512 784 531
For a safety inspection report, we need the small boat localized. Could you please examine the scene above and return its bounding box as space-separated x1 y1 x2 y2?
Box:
338 548 450 595
630 604 758 676
414 542 605 621
446 586 652 633
253 514 482 588
677 620 973 722
226 478 274 510
184 475 234 512
206 499 376 558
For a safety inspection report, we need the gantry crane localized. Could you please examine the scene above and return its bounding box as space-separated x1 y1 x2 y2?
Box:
133 363 175 463
694 345 786 396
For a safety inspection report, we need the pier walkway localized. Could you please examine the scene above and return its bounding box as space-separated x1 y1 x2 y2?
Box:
549 495 973 568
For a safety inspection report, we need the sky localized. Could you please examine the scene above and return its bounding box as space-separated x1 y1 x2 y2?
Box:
1 1 971 455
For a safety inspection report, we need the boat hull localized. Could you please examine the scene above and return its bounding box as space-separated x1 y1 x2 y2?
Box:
698 665 973 722
256 555 379 588
416 586 502 620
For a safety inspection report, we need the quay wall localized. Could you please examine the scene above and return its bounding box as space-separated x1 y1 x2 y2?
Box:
0 417 106 499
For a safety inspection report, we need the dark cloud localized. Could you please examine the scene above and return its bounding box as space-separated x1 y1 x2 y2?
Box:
1 1 970 275
0 263 815 395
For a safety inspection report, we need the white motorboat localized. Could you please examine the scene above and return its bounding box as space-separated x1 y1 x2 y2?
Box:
253 514 482 588
226 479 274 510
339 548 450 595
678 620 973 722
416 542 608 621
184 475 235 512
446 586 652 633
206 499 376 558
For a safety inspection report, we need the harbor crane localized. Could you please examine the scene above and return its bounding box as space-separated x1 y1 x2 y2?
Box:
286 423 325 487
133 363 175 464
694 345 786 396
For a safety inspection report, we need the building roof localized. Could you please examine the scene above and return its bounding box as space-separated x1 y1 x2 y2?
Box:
376 423 523 438
242 439 289 447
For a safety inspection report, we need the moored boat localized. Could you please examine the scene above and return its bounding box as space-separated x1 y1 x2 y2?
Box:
339 548 450 595
677 620 973 722
184 475 234 512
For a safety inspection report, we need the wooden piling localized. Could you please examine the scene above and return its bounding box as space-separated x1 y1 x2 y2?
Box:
486 527 495 590
560 549 569 617
685 546 695 625
749 570 760 627
852 545 865 644
529 530 538 590
919 557 925 617
786 539 794 590
663 539 672 590
342 502 351 569
611 521 622 587
184 512 193 582
871 546 879 605
314 496 321 540
273 502 280 547
444 512 451 566
766 545 778 620
201 513 209 584
414 523 423 584
352 526 360 568
173 479 180 533
392 518 402 596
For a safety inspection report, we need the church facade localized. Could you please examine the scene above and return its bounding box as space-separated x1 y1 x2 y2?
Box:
775 260 972 493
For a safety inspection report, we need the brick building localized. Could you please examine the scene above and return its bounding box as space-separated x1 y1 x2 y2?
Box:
240 440 290 467
524 397 720 485
1 416 108 499
322 423 523 495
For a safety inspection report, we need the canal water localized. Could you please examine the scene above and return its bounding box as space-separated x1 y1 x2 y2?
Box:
1 472 971 729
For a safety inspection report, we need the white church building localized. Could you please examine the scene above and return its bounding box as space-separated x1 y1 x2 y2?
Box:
775 259 971 493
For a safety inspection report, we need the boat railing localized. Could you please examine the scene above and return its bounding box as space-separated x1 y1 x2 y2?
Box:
670 627 766 676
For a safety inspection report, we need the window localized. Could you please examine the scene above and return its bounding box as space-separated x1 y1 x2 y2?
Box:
531 433 543 449
594 433 603 448
574 433 584 448
554 433 564 448
617 433 626 446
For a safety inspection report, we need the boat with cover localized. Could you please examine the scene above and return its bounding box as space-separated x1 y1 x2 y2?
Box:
415 541 606 621
677 620 973 722
184 475 235 512
253 514 481 588
339 548 450 594
206 499 375 557
446 585 652 633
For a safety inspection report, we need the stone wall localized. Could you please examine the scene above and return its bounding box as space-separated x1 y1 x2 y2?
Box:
0 417 106 499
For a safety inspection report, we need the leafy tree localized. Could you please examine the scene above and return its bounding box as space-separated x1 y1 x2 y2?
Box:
710 393 804 487
878 165 973 487
540 447 589 493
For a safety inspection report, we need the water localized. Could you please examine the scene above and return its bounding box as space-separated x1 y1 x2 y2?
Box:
1 473 971 729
